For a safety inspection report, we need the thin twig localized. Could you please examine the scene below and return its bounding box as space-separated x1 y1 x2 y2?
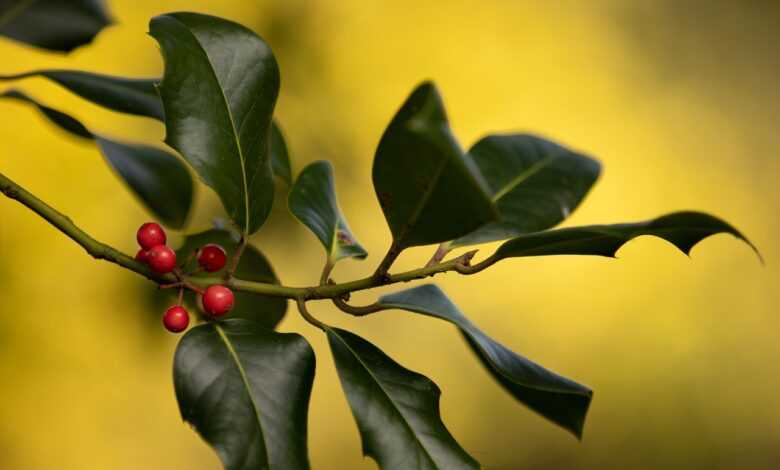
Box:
225 235 247 279
425 242 452 268
159 282 183 289
372 241 402 282
0 170 495 303
0 171 171 284
319 258 335 286
332 297 388 316
295 298 328 330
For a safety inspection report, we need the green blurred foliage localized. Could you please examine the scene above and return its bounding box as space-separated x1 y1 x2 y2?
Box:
0 1 777 469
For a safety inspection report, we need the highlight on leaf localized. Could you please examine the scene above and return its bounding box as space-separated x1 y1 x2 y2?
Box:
150 12 280 235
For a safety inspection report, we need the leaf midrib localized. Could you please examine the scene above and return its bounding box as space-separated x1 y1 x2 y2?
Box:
490 154 556 202
0 0 36 29
171 16 251 234
215 324 269 465
329 328 438 468
395 141 451 246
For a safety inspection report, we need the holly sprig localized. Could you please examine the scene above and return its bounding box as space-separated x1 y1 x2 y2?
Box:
0 7 760 470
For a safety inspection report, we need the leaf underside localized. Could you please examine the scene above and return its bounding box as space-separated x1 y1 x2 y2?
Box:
372 81 498 248
0 89 193 229
379 285 592 438
289 160 367 262
0 0 112 52
174 320 315 470
150 12 280 234
327 327 479 469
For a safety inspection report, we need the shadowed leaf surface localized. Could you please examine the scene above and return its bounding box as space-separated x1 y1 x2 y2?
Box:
0 0 112 52
289 160 367 263
270 122 292 185
453 133 601 247
0 89 192 228
327 327 478 469
493 211 761 262
372 82 497 248
0 69 292 184
379 284 592 438
176 229 287 329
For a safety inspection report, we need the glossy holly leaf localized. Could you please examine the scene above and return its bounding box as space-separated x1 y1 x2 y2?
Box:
452 134 601 247
174 319 315 470
150 12 280 235
0 89 192 228
493 211 761 262
373 82 498 248
0 0 112 52
0 71 163 119
326 327 478 469
176 229 286 328
289 161 367 263
0 70 293 184
379 285 592 438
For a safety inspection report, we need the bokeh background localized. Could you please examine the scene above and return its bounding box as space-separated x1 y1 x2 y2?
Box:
0 1 777 469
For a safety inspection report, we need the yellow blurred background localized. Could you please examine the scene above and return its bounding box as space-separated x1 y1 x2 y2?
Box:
0 1 777 468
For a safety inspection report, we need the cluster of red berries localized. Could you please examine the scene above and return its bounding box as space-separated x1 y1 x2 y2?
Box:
134 222 236 333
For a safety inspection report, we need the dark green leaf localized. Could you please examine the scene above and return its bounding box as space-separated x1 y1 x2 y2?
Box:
326 327 478 469
1 89 193 228
0 70 293 183
289 161 367 263
0 71 163 119
270 122 292 185
150 12 280 235
452 134 601 247
493 211 761 262
0 0 112 52
176 229 286 329
373 82 497 248
379 285 592 438
174 319 315 470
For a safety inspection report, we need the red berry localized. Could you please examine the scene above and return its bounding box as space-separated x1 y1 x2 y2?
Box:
202 285 234 317
147 245 177 273
163 305 190 333
135 249 149 263
198 244 227 272
137 222 166 250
